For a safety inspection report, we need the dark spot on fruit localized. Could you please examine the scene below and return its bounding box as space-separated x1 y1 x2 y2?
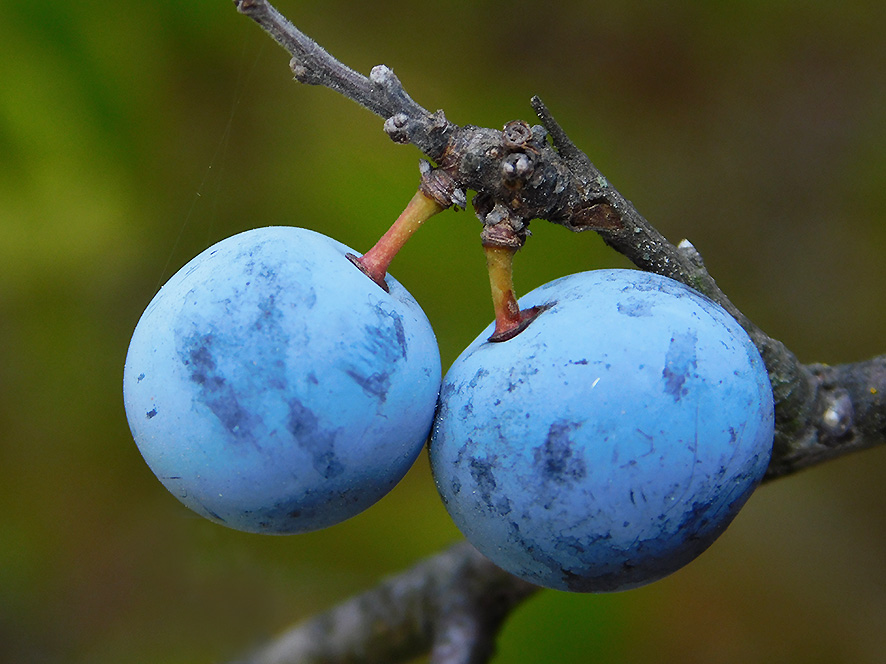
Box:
562 554 643 593
186 341 216 385
677 500 718 537
253 293 283 332
469 368 489 388
461 400 474 418
534 421 587 484
146 408 157 419
345 307 409 403
298 285 317 308
212 394 252 438
366 307 408 362
468 457 498 509
346 369 391 402
193 500 225 523
494 496 512 516
469 457 496 490
288 398 344 480
617 297 653 317
633 429 655 457
553 534 590 556
179 333 258 443
662 331 698 401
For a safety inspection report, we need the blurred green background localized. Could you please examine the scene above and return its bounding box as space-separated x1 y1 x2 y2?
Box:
2 1 885 662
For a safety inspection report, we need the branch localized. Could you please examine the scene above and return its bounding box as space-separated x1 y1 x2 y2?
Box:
230 1 886 662
767 355 886 478
234 0 885 486
233 0 455 161
232 541 539 664
527 97 819 472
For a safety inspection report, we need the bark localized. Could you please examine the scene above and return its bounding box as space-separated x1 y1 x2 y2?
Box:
231 541 538 664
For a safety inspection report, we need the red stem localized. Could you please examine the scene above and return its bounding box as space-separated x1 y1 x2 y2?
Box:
485 245 543 342
350 191 443 290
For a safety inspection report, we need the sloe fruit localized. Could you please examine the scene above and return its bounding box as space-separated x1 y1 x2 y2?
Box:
124 227 441 534
430 269 774 592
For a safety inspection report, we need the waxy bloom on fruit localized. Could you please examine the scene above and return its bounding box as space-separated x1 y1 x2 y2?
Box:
430 269 774 592
124 227 441 534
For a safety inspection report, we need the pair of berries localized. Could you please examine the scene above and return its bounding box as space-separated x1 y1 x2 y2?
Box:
123 190 773 592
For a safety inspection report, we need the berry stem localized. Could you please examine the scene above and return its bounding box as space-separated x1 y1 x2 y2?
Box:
484 244 543 342
349 190 443 291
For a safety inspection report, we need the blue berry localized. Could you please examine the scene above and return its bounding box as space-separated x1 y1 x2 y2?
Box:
430 269 774 592
124 227 441 534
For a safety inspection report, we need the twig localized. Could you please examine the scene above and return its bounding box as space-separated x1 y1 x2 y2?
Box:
233 0 883 484
231 541 539 664
766 354 886 478
230 1 886 662
233 0 454 160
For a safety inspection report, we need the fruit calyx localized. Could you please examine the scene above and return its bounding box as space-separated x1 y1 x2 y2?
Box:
487 303 547 342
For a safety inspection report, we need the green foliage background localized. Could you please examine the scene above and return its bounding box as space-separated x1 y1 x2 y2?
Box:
2 1 885 662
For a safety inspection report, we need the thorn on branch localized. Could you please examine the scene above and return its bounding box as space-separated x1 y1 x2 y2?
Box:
676 238 705 268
